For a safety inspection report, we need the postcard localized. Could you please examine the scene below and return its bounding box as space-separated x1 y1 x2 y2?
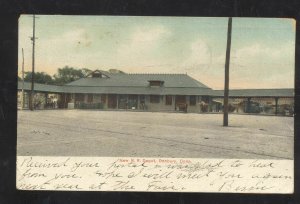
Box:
17 15 295 193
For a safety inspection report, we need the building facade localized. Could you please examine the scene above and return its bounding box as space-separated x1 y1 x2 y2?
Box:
17 70 294 115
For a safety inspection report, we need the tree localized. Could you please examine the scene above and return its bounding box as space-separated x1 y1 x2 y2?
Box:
81 68 93 77
53 66 85 85
24 72 54 84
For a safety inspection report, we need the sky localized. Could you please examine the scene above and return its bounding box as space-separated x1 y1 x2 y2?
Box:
18 15 295 89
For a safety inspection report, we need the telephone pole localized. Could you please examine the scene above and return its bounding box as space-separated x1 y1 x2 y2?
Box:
29 15 37 111
223 17 232 126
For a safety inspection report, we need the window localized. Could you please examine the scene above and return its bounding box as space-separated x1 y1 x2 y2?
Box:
150 95 160 103
149 80 164 87
88 70 110 78
140 95 145 103
87 94 93 103
92 73 102 78
75 94 84 102
165 95 172 105
190 95 196 106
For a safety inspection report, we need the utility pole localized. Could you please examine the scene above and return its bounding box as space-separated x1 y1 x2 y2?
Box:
223 17 232 127
21 48 25 109
29 15 37 111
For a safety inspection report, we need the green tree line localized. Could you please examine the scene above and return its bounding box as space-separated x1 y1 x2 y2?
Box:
18 66 118 85
19 66 126 85
18 66 124 85
18 66 93 85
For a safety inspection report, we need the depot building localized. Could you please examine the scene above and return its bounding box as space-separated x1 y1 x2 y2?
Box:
17 70 294 115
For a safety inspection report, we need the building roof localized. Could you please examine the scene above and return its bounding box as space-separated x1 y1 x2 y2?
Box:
18 82 65 93
18 81 213 95
212 89 294 97
66 73 210 88
18 81 294 97
17 70 294 97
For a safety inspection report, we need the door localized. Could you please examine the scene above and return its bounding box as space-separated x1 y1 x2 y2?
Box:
128 95 138 109
175 95 187 111
175 95 186 105
107 94 117 109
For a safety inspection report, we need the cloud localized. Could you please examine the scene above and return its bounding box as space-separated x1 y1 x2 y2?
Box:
226 42 295 88
45 29 92 48
186 41 295 89
130 25 171 44
114 25 171 68
181 39 211 70
231 42 294 66
19 28 98 74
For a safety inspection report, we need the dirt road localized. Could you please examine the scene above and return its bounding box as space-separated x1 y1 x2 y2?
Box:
17 110 294 159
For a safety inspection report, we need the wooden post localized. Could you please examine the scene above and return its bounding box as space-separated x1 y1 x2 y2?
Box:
275 97 279 115
116 95 119 109
45 93 48 109
223 17 232 126
246 97 251 113
64 93 67 109
126 95 128 110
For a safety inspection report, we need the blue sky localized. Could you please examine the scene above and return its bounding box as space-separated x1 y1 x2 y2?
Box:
18 15 295 89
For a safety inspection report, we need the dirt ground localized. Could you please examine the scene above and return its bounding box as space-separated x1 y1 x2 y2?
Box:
17 110 294 159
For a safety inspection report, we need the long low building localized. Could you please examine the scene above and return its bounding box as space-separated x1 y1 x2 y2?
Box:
17 70 294 115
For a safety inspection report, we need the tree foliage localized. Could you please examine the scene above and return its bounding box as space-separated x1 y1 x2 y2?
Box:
81 68 93 76
53 66 91 85
24 72 54 84
21 66 119 85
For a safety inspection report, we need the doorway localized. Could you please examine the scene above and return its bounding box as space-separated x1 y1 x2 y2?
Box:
107 94 117 109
